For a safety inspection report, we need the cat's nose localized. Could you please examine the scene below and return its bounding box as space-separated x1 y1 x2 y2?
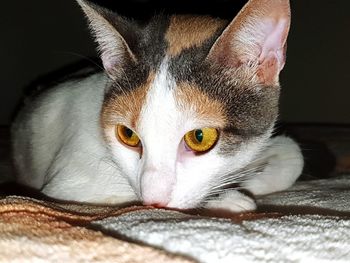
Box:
141 189 171 207
143 200 169 208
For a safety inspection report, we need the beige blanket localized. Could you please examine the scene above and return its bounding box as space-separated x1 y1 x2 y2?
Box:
1 175 350 262
0 196 194 262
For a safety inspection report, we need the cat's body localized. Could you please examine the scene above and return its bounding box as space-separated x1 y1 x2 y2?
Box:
12 0 303 212
12 73 138 204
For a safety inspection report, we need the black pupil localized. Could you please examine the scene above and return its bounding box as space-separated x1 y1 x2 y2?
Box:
195 129 203 143
125 128 133 138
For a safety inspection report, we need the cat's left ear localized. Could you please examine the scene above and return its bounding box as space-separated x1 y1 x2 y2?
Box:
76 0 137 79
207 0 291 86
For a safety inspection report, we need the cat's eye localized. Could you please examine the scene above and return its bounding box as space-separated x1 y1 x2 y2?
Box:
184 128 219 153
116 125 140 147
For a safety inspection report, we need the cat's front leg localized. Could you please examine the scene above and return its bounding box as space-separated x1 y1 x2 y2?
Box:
40 157 139 205
242 135 304 195
204 190 256 213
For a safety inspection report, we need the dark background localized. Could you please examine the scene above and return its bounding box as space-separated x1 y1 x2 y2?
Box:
1 0 349 125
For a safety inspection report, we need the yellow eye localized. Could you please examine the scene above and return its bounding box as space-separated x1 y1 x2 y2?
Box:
184 128 219 153
116 125 140 147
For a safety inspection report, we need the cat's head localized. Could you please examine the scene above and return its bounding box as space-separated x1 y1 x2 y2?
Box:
77 0 291 208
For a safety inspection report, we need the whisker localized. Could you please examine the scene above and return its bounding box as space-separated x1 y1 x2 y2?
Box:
52 50 105 71
205 152 303 201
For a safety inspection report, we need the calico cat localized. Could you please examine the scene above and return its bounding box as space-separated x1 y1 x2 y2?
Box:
11 0 303 212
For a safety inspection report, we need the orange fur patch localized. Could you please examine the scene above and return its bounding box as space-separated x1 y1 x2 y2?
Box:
165 15 226 57
175 82 227 127
101 72 155 130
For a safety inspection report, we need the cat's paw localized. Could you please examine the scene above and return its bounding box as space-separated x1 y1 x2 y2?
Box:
205 190 256 213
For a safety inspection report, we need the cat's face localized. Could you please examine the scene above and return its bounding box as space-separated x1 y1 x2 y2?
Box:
78 0 290 208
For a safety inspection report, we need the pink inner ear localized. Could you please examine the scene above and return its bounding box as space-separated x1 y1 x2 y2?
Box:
254 18 288 85
259 18 289 71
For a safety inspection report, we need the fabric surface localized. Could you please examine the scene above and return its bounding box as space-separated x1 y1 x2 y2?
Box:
0 175 350 263
95 211 350 263
0 197 194 263
256 175 350 213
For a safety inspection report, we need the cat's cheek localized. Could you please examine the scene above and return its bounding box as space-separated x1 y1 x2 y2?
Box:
103 128 141 185
169 156 225 209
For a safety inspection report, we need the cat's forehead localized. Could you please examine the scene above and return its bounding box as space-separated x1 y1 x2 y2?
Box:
128 14 228 71
101 68 227 131
101 63 279 140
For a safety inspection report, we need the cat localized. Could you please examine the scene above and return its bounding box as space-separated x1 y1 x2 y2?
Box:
11 0 303 212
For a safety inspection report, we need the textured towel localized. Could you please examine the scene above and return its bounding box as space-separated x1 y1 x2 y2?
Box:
1 175 350 262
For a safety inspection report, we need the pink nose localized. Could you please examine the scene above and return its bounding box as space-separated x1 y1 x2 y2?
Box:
143 200 169 208
141 181 172 207
141 186 171 207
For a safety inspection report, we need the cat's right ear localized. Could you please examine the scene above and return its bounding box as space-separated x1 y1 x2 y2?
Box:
206 0 290 86
76 0 137 79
